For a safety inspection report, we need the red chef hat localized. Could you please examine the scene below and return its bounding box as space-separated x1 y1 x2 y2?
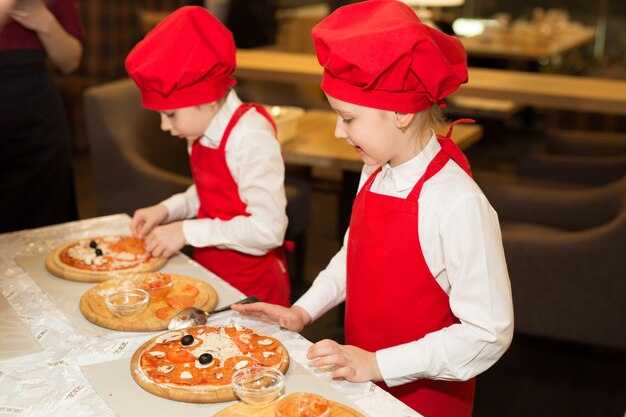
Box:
312 0 468 113
125 6 236 111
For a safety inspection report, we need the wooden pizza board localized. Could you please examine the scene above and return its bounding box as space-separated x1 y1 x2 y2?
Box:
80 273 217 332
214 399 365 416
129 326 290 403
45 238 167 283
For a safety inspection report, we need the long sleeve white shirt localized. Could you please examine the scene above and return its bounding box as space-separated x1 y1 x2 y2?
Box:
160 90 288 256
295 132 514 386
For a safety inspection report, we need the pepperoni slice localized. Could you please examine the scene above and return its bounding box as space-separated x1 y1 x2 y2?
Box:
204 367 235 386
166 295 195 309
170 367 203 385
251 349 283 367
223 355 259 372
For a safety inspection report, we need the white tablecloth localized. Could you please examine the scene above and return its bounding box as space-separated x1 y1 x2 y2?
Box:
0 214 420 417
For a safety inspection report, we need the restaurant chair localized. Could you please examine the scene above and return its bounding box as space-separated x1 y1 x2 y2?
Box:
477 175 626 351
517 130 626 186
83 78 310 285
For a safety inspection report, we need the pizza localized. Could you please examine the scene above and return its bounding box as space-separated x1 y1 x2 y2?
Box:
45 235 167 282
79 272 218 332
130 325 290 403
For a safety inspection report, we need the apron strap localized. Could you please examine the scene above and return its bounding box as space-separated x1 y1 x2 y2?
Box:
439 118 474 178
218 103 278 151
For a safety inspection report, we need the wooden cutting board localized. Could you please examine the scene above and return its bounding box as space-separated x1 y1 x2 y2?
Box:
129 326 290 403
214 399 365 416
80 273 217 332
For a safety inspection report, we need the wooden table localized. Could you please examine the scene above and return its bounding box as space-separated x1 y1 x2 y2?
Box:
235 49 626 116
283 110 483 237
459 25 595 62
283 110 483 172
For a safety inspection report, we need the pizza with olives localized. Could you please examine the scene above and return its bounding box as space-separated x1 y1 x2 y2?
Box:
45 235 167 282
130 325 290 403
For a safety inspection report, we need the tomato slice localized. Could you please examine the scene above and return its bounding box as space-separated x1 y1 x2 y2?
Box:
109 237 146 254
180 284 199 298
166 347 196 363
156 306 174 320
166 295 195 309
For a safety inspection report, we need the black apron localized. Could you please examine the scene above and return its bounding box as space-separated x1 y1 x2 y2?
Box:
0 49 78 233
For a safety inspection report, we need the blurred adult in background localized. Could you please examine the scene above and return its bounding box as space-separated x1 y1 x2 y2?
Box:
0 0 15 23
0 0 84 233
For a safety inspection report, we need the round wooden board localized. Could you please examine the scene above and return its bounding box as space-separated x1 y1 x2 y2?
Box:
129 326 290 403
214 399 365 416
79 273 218 332
45 239 167 283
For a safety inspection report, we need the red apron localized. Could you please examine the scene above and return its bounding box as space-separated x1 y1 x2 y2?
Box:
190 103 291 307
346 121 476 416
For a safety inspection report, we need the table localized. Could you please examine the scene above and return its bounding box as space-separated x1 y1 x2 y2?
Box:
459 24 595 63
235 49 626 116
285 110 483 238
0 215 419 417
284 110 483 173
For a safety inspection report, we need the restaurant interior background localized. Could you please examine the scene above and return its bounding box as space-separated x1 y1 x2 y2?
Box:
47 0 625 416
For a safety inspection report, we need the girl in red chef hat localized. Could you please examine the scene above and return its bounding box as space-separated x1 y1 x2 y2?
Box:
125 6 290 307
232 0 514 415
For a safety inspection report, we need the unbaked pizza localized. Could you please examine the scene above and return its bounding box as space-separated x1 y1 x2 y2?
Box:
45 235 167 282
130 325 289 403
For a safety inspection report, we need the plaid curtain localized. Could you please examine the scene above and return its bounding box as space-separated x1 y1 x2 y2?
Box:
78 0 201 79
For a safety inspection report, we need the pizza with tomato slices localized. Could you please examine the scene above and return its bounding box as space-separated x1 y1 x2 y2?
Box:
46 235 167 282
80 272 218 332
130 325 290 403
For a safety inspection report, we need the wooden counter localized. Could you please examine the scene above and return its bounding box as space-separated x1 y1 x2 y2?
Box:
459 25 595 61
284 110 483 172
235 49 626 116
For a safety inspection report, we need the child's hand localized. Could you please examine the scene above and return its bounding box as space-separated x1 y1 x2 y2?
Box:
307 339 382 383
131 204 169 239
143 221 185 258
9 0 53 32
231 303 311 333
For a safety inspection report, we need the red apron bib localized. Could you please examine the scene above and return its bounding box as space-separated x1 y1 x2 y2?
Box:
346 121 475 417
190 103 291 307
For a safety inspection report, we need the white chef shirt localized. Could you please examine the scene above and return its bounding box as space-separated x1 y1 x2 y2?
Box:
295 132 514 386
160 90 288 256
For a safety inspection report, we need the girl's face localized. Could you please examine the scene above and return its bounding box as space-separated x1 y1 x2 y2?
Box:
159 102 220 141
326 95 426 167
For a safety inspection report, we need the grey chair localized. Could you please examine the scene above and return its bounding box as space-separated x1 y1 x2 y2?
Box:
477 175 626 351
518 129 626 187
83 78 310 285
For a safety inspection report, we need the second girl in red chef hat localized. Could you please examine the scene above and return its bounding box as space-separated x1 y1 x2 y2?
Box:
233 1 514 415
125 6 291 307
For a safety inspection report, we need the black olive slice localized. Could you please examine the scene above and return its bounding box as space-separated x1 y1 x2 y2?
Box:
89 241 97 248
181 335 194 346
95 248 103 256
198 353 213 365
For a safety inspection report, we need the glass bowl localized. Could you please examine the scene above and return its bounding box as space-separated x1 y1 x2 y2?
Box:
231 366 285 406
105 288 149 318
132 273 173 302
274 392 331 417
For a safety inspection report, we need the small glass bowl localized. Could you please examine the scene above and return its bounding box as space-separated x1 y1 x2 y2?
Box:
231 367 285 406
274 392 331 417
133 273 173 302
105 288 149 318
